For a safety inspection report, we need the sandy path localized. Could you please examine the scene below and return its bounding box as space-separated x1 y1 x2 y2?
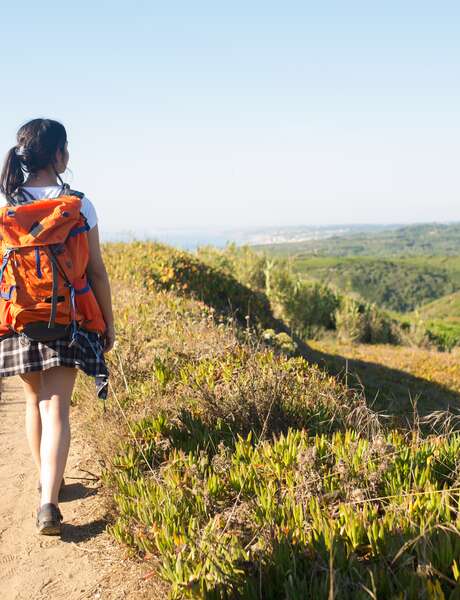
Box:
0 376 119 600
0 376 167 600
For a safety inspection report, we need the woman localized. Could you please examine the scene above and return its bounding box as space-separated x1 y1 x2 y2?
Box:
0 118 115 535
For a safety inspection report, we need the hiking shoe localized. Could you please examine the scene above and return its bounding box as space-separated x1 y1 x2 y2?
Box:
37 477 65 497
36 503 63 536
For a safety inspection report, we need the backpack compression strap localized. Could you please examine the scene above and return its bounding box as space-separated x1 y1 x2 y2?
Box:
48 251 59 328
46 244 79 342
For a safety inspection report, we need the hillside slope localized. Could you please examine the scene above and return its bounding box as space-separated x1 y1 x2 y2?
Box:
307 339 460 418
292 256 456 312
73 242 460 599
415 290 460 322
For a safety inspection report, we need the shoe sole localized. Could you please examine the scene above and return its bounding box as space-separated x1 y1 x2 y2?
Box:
37 522 61 536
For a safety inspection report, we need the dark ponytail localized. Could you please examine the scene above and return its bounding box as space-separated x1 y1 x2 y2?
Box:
0 118 67 202
0 147 25 200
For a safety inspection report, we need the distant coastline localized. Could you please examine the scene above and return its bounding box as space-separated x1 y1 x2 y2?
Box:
100 221 459 250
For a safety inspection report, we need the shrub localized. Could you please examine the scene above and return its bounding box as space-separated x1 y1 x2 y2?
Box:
196 242 267 292
103 241 275 331
426 321 460 352
335 297 399 345
106 425 460 599
335 297 367 343
279 280 340 338
196 245 342 339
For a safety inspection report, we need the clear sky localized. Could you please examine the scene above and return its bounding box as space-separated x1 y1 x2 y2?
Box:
1 1 459 234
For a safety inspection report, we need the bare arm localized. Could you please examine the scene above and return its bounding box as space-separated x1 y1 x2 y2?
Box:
86 225 115 352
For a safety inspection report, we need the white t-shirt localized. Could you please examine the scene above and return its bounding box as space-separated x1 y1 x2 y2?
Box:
17 186 98 230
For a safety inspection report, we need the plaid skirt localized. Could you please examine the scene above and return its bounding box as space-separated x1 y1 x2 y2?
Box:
0 328 109 399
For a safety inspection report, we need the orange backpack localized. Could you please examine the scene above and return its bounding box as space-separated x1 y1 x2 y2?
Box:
0 186 106 343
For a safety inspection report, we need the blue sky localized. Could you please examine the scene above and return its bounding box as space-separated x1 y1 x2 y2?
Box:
1 1 459 234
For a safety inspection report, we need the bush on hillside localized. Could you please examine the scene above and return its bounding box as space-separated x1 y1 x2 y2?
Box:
335 297 366 344
365 303 398 344
335 297 399 344
196 242 267 292
196 242 457 350
103 241 275 330
196 244 406 346
197 245 340 337
426 321 460 352
275 279 340 338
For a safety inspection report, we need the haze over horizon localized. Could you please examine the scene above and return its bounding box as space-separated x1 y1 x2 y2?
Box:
103 220 460 251
1 1 459 234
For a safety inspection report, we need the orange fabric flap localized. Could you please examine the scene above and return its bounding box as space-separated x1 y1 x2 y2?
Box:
0 196 82 247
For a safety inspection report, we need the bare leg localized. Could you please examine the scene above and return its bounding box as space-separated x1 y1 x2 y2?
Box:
20 366 77 507
19 371 43 477
38 366 77 506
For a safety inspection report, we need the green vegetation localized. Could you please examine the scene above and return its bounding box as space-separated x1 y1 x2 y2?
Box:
104 241 276 331
109 424 460 599
254 224 460 350
196 244 398 346
197 243 460 349
425 321 460 353
404 293 460 351
416 291 460 322
334 296 398 344
290 257 457 313
194 244 460 351
73 241 460 598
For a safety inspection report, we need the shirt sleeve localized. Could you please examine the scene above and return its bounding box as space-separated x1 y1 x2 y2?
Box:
81 196 98 230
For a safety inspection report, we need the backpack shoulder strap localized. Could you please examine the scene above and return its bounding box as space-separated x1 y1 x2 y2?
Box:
9 188 35 205
58 184 85 200
10 185 85 205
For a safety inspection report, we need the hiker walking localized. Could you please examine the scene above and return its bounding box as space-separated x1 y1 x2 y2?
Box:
0 118 115 536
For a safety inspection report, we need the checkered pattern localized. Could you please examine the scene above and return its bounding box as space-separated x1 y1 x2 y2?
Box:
0 329 109 399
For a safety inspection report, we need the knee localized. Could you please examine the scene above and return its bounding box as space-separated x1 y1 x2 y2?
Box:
39 395 70 421
20 372 43 407
24 392 41 409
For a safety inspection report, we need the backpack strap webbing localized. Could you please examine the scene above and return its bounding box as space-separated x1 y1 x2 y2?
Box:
9 185 85 205
0 248 13 284
46 245 79 341
8 188 35 205
45 248 59 329
58 184 85 200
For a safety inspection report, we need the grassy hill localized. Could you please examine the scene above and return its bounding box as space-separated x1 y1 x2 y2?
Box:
74 242 460 599
404 292 460 351
290 256 457 312
416 290 460 322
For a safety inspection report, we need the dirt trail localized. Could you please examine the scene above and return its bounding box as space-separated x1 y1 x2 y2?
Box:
0 376 157 600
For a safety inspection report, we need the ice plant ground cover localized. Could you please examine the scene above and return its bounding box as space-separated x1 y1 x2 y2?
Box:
75 242 460 599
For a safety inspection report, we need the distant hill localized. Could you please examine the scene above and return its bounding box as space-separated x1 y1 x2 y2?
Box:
256 222 460 257
103 223 399 250
291 257 457 312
